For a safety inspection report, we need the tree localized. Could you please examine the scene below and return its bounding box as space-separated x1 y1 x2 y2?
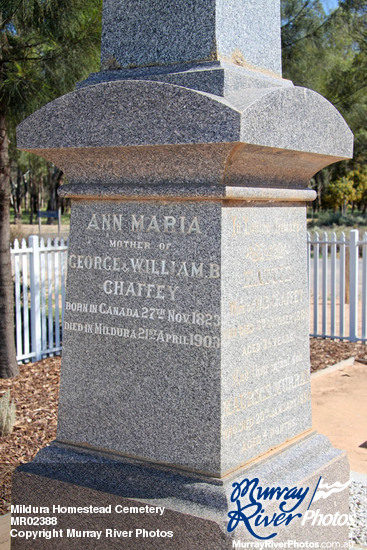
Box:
349 169 367 213
323 177 356 213
0 0 102 378
281 0 367 207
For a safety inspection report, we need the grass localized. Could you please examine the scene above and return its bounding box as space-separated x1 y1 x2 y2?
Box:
10 210 70 225
307 210 367 238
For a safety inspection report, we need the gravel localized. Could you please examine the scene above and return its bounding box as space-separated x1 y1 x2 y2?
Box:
349 480 367 546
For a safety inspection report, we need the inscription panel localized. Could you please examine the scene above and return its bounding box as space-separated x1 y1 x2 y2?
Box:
58 200 222 474
221 206 312 473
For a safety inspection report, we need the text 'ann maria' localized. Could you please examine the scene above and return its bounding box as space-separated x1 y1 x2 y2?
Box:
87 214 202 234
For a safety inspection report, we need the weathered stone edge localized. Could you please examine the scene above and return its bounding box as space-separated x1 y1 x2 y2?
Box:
58 184 317 202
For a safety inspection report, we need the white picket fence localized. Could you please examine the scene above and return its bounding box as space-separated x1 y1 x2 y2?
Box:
308 229 367 342
11 235 68 363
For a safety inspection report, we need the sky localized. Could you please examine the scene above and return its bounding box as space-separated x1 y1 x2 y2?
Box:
322 0 340 13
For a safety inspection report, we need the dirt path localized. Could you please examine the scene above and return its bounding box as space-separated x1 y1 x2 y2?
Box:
311 361 367 473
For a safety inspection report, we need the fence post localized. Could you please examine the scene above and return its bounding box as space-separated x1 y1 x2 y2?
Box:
349 229 359 342
58 207 61 237
340 232 346 338
362 232 367 340
13 239 22 358
330 232 337 339
29 235 42 361
322 231 328 337
313 232 320 336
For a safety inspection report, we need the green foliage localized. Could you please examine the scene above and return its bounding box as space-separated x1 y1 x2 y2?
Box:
9 209 70 224
0 1 102 378
281 0 367 188
0 390 16 436
308 210 367 228
320 169 367 213
349 169 367 204
323 176 356 212
0 0 102 124
0 0 102 217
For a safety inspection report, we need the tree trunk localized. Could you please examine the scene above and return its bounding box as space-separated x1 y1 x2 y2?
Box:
46 166 63 224
0 109 19 378
38 177 43 210
15 167 22 220
24 174 28 212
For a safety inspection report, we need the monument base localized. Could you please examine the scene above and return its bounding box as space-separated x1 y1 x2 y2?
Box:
11 433 349 549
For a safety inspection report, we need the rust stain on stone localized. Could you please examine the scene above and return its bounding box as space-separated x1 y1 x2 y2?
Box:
219 49 283 79
100 56 122 71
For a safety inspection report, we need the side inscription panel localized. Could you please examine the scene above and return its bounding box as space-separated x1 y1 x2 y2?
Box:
221 206 312 473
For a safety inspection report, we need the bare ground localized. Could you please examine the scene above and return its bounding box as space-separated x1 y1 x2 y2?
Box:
0 338 366 515
309 338 367 372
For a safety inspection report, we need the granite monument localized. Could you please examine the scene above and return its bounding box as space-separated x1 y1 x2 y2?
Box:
12 0 353 547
